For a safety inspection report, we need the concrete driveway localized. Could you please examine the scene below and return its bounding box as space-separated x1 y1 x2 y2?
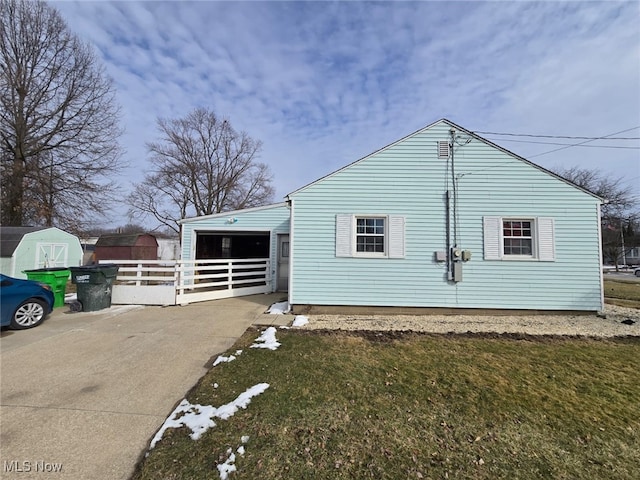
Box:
0 293 287 479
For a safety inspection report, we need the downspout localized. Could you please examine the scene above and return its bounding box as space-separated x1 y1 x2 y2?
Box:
596 202 605 312
286 196 295 309
445 190 451 280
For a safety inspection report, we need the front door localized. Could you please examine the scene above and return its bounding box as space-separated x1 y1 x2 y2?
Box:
277 235 289 291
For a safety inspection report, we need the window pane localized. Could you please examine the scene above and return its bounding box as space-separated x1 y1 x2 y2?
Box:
503 219 533 256
504 238 532 255
355 217 385 254
356 236 385 252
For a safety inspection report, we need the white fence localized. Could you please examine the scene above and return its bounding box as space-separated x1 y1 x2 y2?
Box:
100 258 271 306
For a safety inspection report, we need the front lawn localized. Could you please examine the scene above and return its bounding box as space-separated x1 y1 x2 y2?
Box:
604 278 640 308
133 329 640 480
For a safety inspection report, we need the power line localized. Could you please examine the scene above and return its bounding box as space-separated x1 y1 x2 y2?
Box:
473 130 640 140
485 137 640 149
528 126 640 158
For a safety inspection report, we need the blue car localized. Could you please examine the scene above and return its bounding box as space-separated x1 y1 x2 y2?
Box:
0 274 55 329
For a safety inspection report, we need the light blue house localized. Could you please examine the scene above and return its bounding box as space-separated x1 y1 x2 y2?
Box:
182 119 604 312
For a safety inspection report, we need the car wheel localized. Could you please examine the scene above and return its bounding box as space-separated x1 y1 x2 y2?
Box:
10 298 49 329
636 270 640 277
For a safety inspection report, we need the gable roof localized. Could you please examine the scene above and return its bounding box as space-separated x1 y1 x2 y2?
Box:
0 226 47 257
287 118 603 201
95 233 157 247
179 202 288 224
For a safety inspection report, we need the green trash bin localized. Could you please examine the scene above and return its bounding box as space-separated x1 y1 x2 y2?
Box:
69 264 119 312
24 267 71 308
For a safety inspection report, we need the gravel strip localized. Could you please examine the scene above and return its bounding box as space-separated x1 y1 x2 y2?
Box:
298 304 640 337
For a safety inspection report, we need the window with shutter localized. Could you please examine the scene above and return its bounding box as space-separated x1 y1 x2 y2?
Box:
483 216 555 261
335 214 406 259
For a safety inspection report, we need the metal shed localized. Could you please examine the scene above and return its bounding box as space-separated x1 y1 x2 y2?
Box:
94 233 158 261
0 226 83 279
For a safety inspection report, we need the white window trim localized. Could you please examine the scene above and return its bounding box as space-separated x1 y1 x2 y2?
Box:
501 218 536 260
354 215 387 258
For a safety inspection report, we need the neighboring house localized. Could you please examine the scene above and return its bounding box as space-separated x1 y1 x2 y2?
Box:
0 226 83 278
94 233 158 261
180 119 604 312
625 247 640 266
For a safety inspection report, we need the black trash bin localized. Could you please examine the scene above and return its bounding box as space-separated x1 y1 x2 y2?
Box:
69 264 119 312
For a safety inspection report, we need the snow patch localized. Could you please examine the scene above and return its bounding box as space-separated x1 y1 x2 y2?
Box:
213 350 243 367
292 315 309 327
215 383 270 420
216 437 250 480
267 301 290 314
217 450 237 480
150 400 217 448
150 384 269 449
212 355 236 367
250 327 281 350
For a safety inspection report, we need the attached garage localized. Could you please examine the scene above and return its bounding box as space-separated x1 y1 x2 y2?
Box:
195 231 270 259
179 203 290 300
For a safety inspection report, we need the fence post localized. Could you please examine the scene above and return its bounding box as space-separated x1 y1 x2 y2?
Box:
135 263 142 287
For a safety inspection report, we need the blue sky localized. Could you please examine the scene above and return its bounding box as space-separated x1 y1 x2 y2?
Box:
52 1 640 226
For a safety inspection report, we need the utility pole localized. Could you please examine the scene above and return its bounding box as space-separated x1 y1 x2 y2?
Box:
621 217 626 267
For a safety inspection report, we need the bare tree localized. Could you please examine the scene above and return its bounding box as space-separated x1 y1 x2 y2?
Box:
0 0 124 231
555 166 639 267
128 108 274 234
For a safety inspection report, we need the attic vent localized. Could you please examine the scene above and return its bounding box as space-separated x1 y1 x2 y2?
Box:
437 141 450 159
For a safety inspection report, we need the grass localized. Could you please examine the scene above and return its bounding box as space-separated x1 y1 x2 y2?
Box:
132 330 640 480
604 278 640 308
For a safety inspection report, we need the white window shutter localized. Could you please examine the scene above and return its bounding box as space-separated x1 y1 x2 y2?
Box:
483 216 501 260
388 215 406 259
537 217 555 261
335 214 353 257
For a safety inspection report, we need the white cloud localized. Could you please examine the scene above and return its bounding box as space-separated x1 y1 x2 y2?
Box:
52 0 640 225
